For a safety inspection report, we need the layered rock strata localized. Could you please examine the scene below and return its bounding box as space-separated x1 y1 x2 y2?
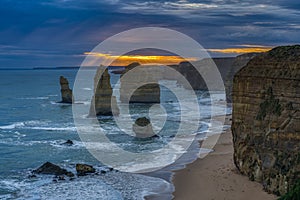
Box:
231 45 300 196
120 63 160 103
225 53 259 102
89 67 119 116
132 117 156 138
59 76 73 103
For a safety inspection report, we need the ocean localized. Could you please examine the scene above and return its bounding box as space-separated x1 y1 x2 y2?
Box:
0 68 229 199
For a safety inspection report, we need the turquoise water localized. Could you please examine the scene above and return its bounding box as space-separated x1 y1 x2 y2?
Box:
0 69 227 199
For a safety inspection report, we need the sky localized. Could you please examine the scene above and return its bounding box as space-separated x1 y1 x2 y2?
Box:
0 0 299 68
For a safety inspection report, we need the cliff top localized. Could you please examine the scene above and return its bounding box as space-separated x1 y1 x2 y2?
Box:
258 45 300 61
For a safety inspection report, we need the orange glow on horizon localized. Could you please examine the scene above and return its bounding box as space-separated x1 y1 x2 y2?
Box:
84 46 273 66
208 46 272 54
84 52 198 66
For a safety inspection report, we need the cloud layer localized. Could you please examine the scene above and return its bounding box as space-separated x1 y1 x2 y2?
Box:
0 0 299 67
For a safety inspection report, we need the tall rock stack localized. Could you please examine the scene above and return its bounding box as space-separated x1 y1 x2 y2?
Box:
120 62 160 103
89 67 119 116
232 45 300 196
59 76 73 104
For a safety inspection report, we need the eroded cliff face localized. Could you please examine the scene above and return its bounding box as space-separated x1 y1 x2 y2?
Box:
120 63 160 103
176 58 235 91
232 45 300 196
225 53 259 102
59 76 73 103
89 67 119 116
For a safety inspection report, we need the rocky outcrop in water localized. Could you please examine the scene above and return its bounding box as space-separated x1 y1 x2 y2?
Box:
120 63 160 103
132 117 157 138
76 163 96 176
232 45 300 196
89 67 119 116
61 139 73 146
59 76 73 103
33 162 74 177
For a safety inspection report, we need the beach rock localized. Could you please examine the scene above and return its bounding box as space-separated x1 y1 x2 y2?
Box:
132 117 157 138
33 162 74 177
231 45 300 196
120 63 160 103
89 67 119 116
59 76 73 103
76 164 96 176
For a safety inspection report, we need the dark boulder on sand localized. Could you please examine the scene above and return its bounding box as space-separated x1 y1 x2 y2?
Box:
33 162 74 177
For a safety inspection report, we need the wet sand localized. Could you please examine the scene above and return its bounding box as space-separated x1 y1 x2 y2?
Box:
172 118 276 200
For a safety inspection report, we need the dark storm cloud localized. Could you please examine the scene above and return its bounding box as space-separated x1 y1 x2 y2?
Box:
0 0 299 67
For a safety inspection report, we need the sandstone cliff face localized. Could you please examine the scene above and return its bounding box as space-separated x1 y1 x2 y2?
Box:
232 45 300 196
89 67 119 116
120 63 160 103
225 53 259 102
59 76 73 103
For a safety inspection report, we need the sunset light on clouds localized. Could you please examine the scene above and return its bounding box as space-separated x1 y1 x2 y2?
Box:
0 0 299 68
84 45 272 66
84 52 198 66
208 45 273 54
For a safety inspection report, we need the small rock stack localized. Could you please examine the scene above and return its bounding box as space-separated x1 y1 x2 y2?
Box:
59 76 73 103
132 117 156 138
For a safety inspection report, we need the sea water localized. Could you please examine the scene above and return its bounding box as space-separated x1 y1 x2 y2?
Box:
0 68 229 199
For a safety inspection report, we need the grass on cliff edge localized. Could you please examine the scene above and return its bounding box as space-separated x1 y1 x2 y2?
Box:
279 180 300 200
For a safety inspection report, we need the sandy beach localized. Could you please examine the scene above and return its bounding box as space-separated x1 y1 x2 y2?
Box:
172 117 277 200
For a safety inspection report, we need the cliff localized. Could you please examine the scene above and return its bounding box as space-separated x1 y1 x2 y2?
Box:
59 76 73 103
225 53 259 102
89 67 119 116
176 58 235 91
231 45 300 196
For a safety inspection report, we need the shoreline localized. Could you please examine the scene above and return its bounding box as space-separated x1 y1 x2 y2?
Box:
172 116 276 200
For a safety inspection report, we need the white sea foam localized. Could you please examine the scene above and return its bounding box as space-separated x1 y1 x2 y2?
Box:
0 122 25 129
0 121 76 132
18 97 49 100
0 138 84 149
30 127 77 131
3 171 172 200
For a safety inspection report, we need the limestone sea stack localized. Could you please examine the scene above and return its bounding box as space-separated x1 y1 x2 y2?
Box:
132 117 157 138
59 76 73 103
89 67 119 116
120 62 160 103
232 45 300 196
